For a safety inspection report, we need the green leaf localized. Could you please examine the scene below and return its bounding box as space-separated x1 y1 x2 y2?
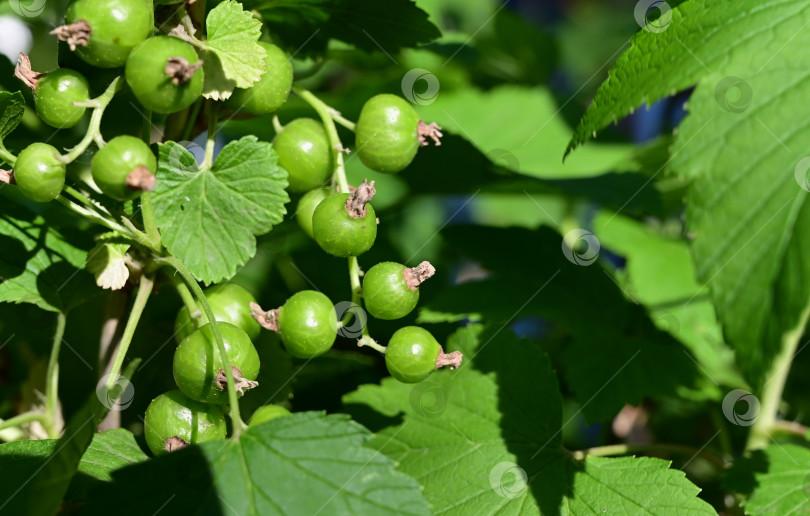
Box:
201 0 266 99
344 325 714 514
83 413 430 515
0 429 147 504
152 136 289 284
418 225 700 421
0 362 138 514
0 90 24 141
416 86 636 179
0 202 98 312
593 212 747 395
248 0 440 57
725 444 810 515
567 0 810 385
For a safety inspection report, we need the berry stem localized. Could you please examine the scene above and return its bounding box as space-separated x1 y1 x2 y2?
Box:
272 115 284 134
54 194 128 234
0 411 51 434
43 311 67 439
167 270 205 325
60 76 122 164
328 108 356 132
156 256 247 435
105 275 154 393
140 193 161 249
0 142 16 166
201 102 218 170
358 335 386 354
570 443 726 469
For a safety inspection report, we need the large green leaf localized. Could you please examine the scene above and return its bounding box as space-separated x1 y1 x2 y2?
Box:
725 443 810 515
201 0 266 99
152 136 289 285
415 86 636 179
418 225 699 421
0 202 98 312
83 413 430 515
344 325 714 514
247 0 440 57
567 0 810 385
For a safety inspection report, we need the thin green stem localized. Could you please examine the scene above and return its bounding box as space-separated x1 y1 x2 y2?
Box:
201 102 218 169
572 443 727 470
167 270 205 324
0 141 16 166
292 87 350 193
0 412 50 433
358 336 386 354
272 115 284 134
329 108 356 132
63 185 114 219
61 77 123 164
140 193 161 249
156 256 246 435
43 312 66 438
105 275 154 391
181 99 203 142
55 194 127 234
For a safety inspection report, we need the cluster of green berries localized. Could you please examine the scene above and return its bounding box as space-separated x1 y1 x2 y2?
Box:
144 283 290 456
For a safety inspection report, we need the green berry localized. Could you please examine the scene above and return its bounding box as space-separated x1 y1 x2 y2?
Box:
276 290 337 358
143 390 226 456
312 183 377 257
296 188 330 239
65 0 154 68
91 135 156 201
249 405 291 427
125 36 203 114
364 261 435 320
274 119 331 192
227 42 293 115
355 94 420 173
385 326 441 383
173 322 260 404
34 69 90 128
14 143 66 203
174 283 261 343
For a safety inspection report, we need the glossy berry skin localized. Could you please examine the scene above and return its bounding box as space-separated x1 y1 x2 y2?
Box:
312 194 377 257
227 42 293 115
355 94 420 173
126 36 203 114
173 322 260 404
91 135 156 201
249 405 291 427
14 143 65 203
385 326 441 383
277 290 337 358
174 284 261 343
363 262 419 320
143 390 226 456
274 119 331 192
296 188 329 239
34 69 90 128
66 0 154 68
